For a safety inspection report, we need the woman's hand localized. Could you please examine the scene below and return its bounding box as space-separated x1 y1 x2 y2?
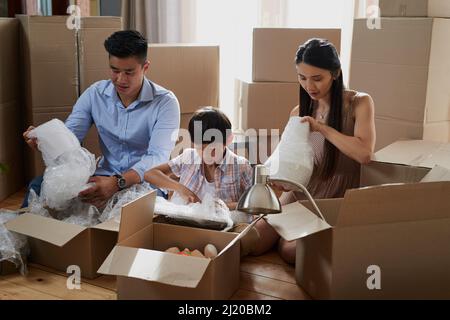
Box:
300 116 324 133
176 185 201 204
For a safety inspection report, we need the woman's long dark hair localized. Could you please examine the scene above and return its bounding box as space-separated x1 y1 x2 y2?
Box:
296 38 344 180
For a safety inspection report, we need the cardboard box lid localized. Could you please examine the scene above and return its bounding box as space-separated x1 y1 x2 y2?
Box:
5 213 87 247
421 165 450 182
337 181 450 227
267 181 450 238
266 202 332 242
118 191 156 242
97 245 211 288
373 140 450 168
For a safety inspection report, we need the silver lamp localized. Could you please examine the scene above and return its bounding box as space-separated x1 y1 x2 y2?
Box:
237 165 326 222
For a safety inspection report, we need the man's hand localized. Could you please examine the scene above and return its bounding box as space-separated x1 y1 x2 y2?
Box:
79 176 119 209
23 126 38 150
176 184 201 204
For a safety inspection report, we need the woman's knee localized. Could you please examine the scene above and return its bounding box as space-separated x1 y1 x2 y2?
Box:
251 219 279 256
278 238 296 265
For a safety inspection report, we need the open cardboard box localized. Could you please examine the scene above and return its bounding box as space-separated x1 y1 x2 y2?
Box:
5 213 119 279
98 191 243 300
0 261 20 276
267 181 450 300
361 140 450 187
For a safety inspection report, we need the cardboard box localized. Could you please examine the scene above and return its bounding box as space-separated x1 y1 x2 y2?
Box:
378 0 428 17
0 261 20 276
252 28 341 83
98 191 242 300
421 165 450 182
428 0 450 17
375 117 450 152
235 79 298 132
19 16 118 180
18 15 79 111
78 17 123 93
267 181 450 299
5 213 119 279
361 140 450 187
350 18 450 148
0 19 23 202
0 101 25 202
146 44 220 114
0 18 19 105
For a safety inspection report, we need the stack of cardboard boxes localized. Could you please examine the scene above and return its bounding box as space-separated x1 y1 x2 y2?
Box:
146 44 220 157
19 15 123 182
235 28 341 164
350 0 450 151
0 18 23 203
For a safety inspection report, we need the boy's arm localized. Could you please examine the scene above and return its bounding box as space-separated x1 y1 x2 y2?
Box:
144 163 201 203
145 163 182 192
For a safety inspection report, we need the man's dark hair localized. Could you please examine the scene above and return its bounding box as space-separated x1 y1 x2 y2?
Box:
188 107 232 145
104 30 148 62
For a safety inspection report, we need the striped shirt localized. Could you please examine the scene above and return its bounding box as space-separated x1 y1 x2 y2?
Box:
168 148 253 203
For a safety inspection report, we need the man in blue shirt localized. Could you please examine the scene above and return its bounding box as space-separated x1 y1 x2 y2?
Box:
23 30 180 208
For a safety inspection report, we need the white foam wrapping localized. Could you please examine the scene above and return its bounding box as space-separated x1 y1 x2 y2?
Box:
265 116 314 188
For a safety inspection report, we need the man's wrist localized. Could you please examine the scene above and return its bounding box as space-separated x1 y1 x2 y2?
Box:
114 174 127 191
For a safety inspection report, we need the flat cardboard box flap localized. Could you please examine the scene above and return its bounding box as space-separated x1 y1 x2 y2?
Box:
421 165 450 182
5 213 86 247
338 182 450 227
118 192 156 242
98 246 211 288
266 202 332 242
373 140 450 168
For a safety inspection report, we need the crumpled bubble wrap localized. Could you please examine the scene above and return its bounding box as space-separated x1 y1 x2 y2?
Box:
29 119 96 211
154 193 234 231
0 211 30 275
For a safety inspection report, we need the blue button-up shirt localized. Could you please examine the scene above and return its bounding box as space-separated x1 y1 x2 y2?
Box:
65 78 180 181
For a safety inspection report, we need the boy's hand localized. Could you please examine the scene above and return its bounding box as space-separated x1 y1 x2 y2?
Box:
176 185 201 204
23 126 38 150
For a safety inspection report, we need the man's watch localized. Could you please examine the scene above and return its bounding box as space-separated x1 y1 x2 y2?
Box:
114 174 127 191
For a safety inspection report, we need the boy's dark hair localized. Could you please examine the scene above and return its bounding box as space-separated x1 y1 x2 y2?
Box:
188 107 232 145
104 30 148 63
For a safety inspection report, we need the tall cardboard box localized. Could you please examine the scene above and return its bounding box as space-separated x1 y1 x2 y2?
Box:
267 182 450 299
378 0 428 17
350 18 450 150
78 17 123 157
6 212 120 279
146 44 220 114
235 79 298 132
428 0 450 17
78 17 123 94
361 140 450 187
18 15 78 181
19 16 122 180
0 18 24 202
98 192 242 300
252 28 341 83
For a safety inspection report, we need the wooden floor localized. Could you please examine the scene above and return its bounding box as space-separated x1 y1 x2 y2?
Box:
0 190 310 300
